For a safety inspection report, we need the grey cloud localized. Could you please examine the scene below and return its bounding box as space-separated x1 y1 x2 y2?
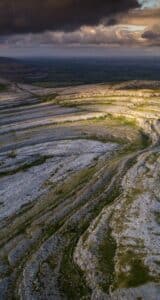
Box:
0 0 139 35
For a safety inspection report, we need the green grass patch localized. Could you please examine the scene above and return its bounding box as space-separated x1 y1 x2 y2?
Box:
155 212 160 225
107 115 137 127
54 165 96 199
58 239 91 299
0 83 8 92
7 150 17 159
39 93 58 103
87 114 137 129
115 251 153 288
98 227 117 293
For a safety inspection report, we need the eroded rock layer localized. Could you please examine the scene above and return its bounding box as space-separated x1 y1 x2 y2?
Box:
0 81 160 299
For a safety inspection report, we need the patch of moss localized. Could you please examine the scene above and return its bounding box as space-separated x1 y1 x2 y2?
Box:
147 152 159 164
0 83 7 92
115 251 153 289
0 201 4 209
39 93 58 103
84 133 125 145
54 165 96 199
106 114 137 127
98 227 117 293
0 155 50 177
126 188 142 203
155 212 160 225
140 131 151 149
58 239 91 299
7 150 17 158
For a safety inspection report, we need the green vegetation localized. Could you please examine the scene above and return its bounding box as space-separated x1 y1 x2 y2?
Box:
98 227 117 293
0 155 50 177
7 150 17 158
54 165 96 199
140 131 151 149
106 114 137 127
147 152 159 164
58 239 91 299
0 83 7 92
115 251 153 288
155 212 160 225
39 93 58 103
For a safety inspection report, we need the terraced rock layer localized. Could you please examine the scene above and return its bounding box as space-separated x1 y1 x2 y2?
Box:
0 81 160 299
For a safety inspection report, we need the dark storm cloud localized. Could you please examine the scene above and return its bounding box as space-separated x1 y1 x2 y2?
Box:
0 0 140 35
142 26 160 40
142 25 160 45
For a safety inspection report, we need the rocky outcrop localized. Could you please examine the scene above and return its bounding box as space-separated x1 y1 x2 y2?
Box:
0 81 160 299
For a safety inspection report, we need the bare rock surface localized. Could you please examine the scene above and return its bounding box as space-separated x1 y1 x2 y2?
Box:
0 80 160 299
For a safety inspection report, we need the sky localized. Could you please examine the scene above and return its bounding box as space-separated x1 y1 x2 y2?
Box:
0 0 159 57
